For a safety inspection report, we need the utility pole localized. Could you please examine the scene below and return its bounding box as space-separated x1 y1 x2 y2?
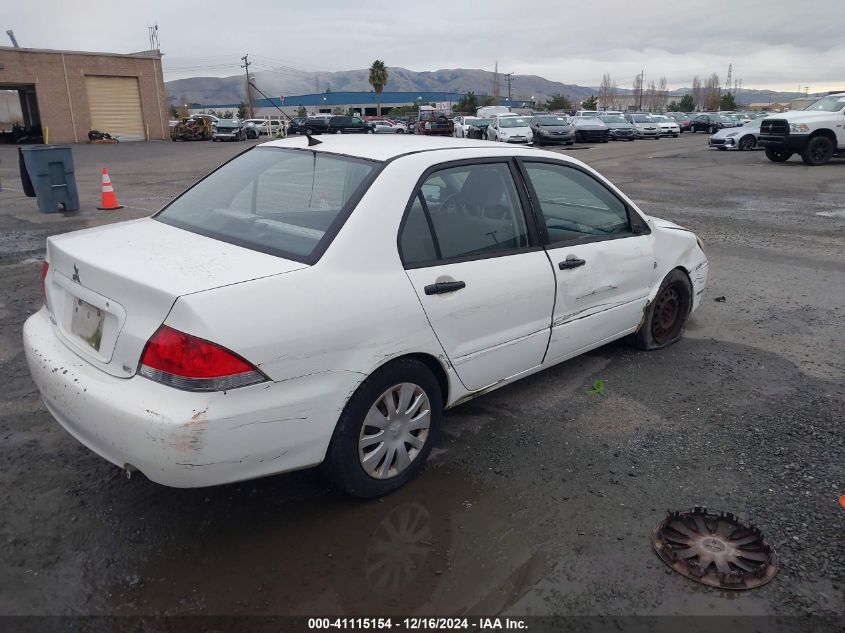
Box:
492 61 500 105
504 72 513 110
241 54 253 118
736 78 742 108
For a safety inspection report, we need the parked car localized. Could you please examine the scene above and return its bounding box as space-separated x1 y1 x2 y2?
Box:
708 117 764 151
625 113 660 139
453 116 479 138
571 116 609 143
24 136 708 497
329 116 374 134
245 118 283 136
665 112 692 132
599 114 637 141
529 114 575 146
415 111 454 136
300 116 333 135
652 115 681 138
242 121 260 140
689 113 741 134
372 120 406 134
465 118 492 139
212 120 246 142
286 117 310 135
486 115 533 143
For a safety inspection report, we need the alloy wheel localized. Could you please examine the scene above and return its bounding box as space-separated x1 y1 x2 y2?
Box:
358 383 431 480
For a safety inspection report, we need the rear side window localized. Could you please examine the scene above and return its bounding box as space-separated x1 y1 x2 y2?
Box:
399 162 530 266
157 148 377 262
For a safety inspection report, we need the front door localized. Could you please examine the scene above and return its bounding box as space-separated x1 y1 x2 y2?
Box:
399 161 555 391
518 160 655 364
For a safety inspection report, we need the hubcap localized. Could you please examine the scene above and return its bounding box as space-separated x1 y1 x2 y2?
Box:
652 286 681 344
359 383 431 479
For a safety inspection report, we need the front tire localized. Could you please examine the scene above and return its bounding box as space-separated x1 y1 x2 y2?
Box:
323 358 441 498
800 136 835 166
765 148 793 162
629 269 693 351
738 135 756 151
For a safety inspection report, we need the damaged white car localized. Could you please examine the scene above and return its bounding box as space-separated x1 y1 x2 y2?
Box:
24 136 708 497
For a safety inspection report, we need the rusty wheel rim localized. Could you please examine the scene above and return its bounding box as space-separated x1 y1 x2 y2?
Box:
651 285 683 344
653 507 778 590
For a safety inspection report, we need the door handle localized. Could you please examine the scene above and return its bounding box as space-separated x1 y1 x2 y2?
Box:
424 281 466 295
558 257 586 270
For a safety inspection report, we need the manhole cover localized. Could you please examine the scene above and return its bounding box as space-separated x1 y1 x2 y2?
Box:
652 507 778 590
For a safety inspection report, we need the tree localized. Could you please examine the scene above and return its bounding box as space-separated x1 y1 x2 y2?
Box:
720 92 737 111
582 95 598 110
645 81 657 111
221 110 234 119
691 76 703 111
598 73 614 110
657 77 668 112
632 74 644 110
666 100 680 112
455 91 479 113
481 95 496 106
368 60 389 116
704 73 721 111
296 105 307 117
169 104 180 119
237 102 248 120
543 93 573 111
678 94 695 112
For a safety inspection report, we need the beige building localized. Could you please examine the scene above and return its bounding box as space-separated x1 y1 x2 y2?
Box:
0 46 169 143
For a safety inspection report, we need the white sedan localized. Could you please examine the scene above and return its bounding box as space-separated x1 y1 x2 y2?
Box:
486 116 533 143
24 136 708 498
452 116 478 138
653 115 681 137
371 119 406 134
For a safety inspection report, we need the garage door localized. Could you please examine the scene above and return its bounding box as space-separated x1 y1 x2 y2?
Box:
85 76 145 141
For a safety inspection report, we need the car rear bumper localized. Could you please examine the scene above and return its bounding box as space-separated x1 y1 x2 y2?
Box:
24 308 360 487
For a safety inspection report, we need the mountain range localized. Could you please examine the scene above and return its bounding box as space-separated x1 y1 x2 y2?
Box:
164 66 807 107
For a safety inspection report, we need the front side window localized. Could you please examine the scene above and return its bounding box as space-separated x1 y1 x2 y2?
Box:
157 147 377 262
523 162 631 244
398 163 530 265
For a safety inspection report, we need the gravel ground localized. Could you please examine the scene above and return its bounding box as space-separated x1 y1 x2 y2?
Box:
0 136 842 626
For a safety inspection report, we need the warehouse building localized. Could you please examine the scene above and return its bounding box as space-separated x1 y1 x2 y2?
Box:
0 46 169 143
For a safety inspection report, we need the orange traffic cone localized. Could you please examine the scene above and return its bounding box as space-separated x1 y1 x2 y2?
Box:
98 167 123 210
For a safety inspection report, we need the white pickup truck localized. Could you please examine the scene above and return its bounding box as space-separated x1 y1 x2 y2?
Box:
757 92 845 165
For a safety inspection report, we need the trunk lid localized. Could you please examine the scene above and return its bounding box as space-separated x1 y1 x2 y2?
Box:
45 218 307 378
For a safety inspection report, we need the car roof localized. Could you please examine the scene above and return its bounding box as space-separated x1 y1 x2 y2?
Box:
261 135 533 162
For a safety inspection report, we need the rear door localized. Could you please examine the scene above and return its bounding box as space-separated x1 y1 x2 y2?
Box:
518 160 655 364
399 160 555 391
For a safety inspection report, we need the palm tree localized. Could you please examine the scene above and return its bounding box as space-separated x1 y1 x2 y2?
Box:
368 60 389 116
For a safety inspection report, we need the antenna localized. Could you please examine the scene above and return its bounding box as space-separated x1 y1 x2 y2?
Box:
6 30 20 48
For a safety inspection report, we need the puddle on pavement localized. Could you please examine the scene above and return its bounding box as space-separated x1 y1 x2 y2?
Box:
99 467 547 616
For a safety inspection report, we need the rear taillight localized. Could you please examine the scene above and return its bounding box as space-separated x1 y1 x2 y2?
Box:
41 261 49 304
139 325 266 391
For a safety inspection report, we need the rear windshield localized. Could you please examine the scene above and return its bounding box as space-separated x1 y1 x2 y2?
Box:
156 147 378 263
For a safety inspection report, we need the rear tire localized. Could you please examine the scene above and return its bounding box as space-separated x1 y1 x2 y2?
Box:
629 269 693 351
800 136 835 166
323 358 442 498
765 148 793 162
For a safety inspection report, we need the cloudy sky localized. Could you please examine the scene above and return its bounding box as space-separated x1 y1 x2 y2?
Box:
5 0 843 93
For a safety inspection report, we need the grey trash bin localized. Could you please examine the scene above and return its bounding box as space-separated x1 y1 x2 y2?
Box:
19 145 80 213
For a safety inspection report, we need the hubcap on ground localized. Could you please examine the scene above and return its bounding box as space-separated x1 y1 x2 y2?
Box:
359 383 431 479
652 285 681 344
653 507 778 590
